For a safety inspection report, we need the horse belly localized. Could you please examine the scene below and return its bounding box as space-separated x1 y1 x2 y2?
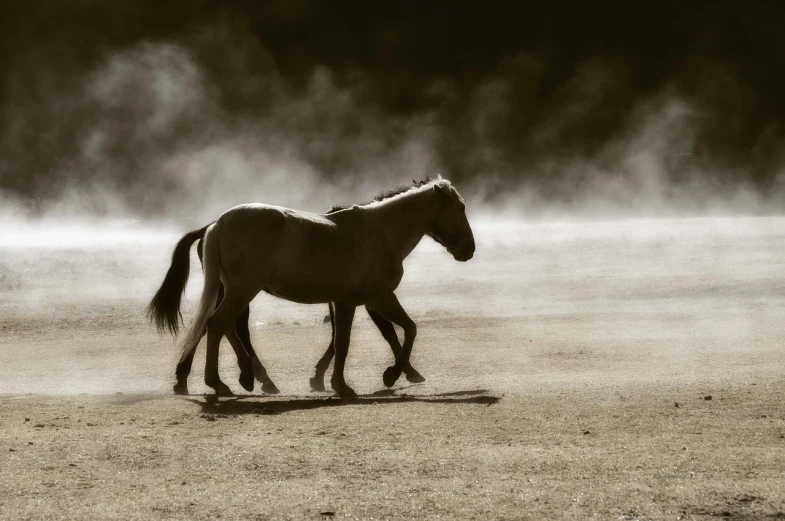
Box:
267 245 399 305
264 258 353 304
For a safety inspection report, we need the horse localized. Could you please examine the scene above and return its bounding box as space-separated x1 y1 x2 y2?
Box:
147 176 474 398
165 188 435 396
169 223 427 396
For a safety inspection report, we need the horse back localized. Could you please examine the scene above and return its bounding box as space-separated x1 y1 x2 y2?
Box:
277 207 402 301
215 204 401 304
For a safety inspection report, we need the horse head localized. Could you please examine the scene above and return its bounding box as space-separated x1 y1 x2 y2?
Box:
428 180 475 262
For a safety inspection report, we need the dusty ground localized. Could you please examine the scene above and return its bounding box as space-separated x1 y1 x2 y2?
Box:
1 217 784 519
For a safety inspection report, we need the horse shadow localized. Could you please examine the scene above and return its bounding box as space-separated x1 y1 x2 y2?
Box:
186 388 500 416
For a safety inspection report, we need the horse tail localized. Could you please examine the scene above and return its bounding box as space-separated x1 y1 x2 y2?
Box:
177 221 221 364
146 224 210 336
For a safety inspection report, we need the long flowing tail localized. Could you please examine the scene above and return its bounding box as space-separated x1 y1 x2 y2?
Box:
146 224 210 336
176 221 222 364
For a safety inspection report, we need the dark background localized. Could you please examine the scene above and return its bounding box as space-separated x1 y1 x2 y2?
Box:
2 0 784 216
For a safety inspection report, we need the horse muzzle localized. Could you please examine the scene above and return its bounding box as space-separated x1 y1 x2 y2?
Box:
453 238 475 262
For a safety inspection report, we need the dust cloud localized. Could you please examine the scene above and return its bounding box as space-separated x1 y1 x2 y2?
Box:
1 10 784 227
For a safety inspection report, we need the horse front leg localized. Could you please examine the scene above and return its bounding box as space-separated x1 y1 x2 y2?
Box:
310 303 335 392
366 306 425 384
330 301 357 398
367 293 417 388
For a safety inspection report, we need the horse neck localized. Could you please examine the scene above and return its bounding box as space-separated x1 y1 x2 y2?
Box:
369 189 435 261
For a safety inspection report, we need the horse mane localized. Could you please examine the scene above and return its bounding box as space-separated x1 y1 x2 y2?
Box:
369 177 435 203
325 176 448 214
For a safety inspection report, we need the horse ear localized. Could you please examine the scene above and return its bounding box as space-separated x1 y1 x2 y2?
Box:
433 183 448 198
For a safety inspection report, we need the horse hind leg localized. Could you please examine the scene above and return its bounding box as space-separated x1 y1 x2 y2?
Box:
310 303 335 392
330 301 357 399
172 283 227 395
232 304 279 394
174 349 195 395
227 306 254 392
253 361 281 395
310 340 334 392
204 291 248 397
225 325 254 393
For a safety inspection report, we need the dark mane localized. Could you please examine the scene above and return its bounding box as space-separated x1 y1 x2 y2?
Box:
326 178 434 214
326 204 349 214
370 177 433 203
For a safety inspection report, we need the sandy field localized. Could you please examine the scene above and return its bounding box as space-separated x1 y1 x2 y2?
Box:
1 216 784 519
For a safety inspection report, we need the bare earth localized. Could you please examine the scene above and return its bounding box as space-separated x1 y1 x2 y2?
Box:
1 217 784 520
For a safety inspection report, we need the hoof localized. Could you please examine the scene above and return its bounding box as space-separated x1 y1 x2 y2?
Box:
383 365 403 388
261 381 280 394
173 382 189 395
330 380 357 399
251 360 272 384
211 382 235 397
405 368 426 384
239 371 255 392
309 376 326 392
337 386 357 399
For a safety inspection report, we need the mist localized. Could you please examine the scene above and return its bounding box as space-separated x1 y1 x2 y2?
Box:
2 2 785 230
